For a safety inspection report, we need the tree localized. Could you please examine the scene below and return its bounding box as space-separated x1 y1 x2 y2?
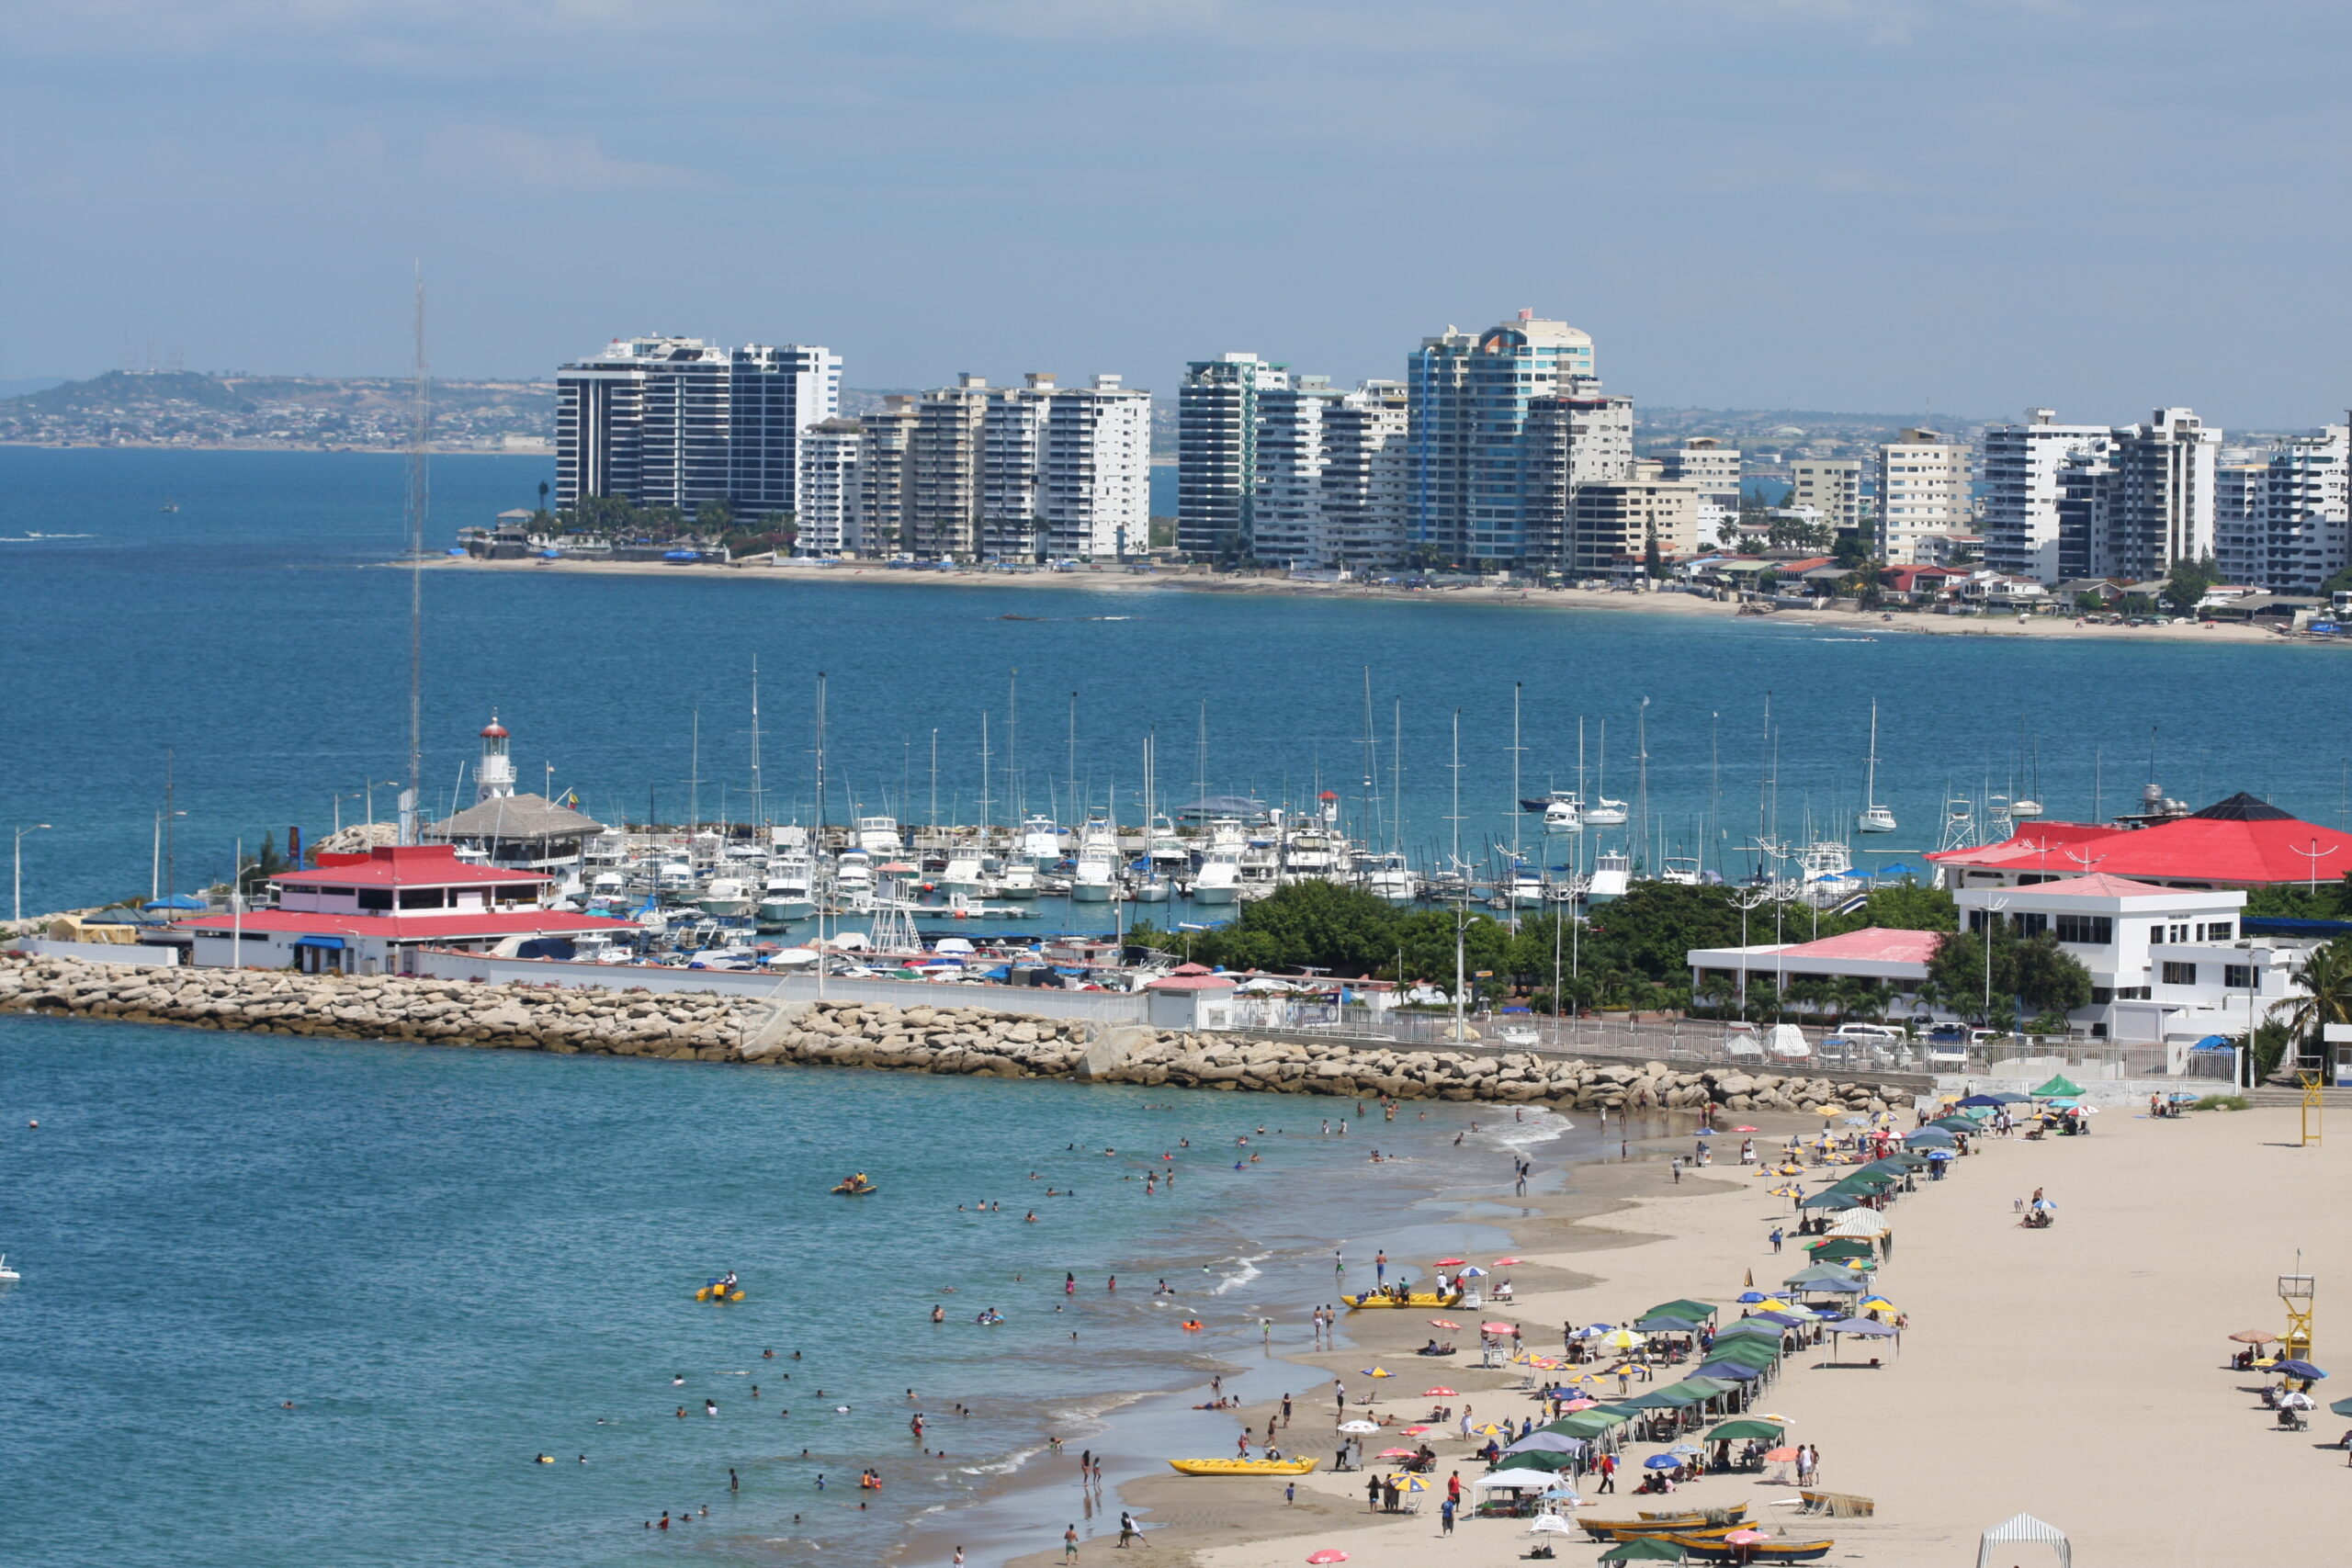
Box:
2162 553 2217 613
2244 874 2352 922
695 499 737 536
236 834 288 900
2320 562 2352 601
1926 926 2089 1022
1849 882 1957 932
1830 530 1874 571
2278 938 2352 1075
2075 591 2109 613
1643 525 1663 581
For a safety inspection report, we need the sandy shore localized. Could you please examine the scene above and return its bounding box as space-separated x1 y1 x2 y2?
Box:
996 1103 2347 1568
424 556 2311 646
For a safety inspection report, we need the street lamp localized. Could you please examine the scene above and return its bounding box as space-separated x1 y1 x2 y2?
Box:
14 823 52 923
1979 896 2011 1032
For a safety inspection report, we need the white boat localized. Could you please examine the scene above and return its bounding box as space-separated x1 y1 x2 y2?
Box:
0 1253 19 1283
832 849 874 902
854 816 903 855
1586 851 1632 899
1193 819 1244 904
1857 701 1897 834
1283 827 1341 883
1650 856 1702 886
940 843 989 895
1544 796 1583 834
698 876 754 918
2010 798 2044 819
1584 719 1627 824
1130 870 1171 902
1237 833 1282 897
758 855 816 923
656 861 695 893
1500 861 1545 907
1582 796 1628 827
995 861 1040 898
1144 815 1190 874
1020 813 1064 865
1356 850 1417 902
1070 818 1119 902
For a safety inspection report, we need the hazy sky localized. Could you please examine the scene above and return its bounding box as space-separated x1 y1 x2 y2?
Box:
5 1 2345 424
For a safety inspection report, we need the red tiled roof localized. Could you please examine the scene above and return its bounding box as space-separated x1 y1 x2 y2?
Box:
172 909 637 940
1931 807 2352 886
1771 928 1943 964
280 844 548 888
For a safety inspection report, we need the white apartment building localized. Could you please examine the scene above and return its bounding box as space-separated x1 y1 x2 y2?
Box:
1178 353 1288 560
1787 458 1862 537
1251 378 1411 570
1981 408 2112 581
980 375 1053 559
1037 374 1150 560
795 418 864 556
854 397 917 556
555 336 840 513
1408 311 1601 565
2214 458 2268 586
2220 426 2349 593
1524 393 1637 567
1874 427 1974 565
2097 409 2219 581
1660 437 1743 509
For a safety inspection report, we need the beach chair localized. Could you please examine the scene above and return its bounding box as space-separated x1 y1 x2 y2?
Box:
1798 1490 1874 1517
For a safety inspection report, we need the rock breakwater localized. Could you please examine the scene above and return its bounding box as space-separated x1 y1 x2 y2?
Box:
0 956 1904 1114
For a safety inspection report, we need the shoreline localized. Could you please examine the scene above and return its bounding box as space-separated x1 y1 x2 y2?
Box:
422 556 2311 646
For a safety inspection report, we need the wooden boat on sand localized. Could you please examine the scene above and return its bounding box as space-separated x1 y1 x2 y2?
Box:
1668 1535 1833 1562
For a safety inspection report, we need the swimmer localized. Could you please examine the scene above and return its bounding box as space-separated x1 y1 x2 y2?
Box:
706 1400 718 1416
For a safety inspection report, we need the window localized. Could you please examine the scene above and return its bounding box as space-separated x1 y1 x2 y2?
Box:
2150 924 2167 945
2224 964 2256 990
397 887 447 910
2161 961 2198 987
2090 987 2113 1005
2201 921 2234 942
357 889 392 912
2054 914 2112 945
2013 911 2049 936
2113 985 2152 1000
2168 923 2190 943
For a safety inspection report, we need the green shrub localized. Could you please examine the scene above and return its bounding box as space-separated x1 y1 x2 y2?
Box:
2190 1094 2249 1111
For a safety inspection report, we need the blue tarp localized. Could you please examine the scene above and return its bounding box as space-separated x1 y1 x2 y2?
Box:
143 896 207 911
293 935 346 949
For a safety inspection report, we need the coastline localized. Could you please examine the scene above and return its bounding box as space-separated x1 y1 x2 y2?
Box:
421 556 2309 647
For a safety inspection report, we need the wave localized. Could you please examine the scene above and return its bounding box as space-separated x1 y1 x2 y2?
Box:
1483 1108 1576 1153
1209 1250 1271 1295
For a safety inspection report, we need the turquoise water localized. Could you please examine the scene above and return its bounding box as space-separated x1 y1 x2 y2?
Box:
0 1011 1567 1567
6 448 2351 917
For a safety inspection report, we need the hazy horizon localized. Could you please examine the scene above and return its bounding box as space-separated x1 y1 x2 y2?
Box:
5 2 2346 428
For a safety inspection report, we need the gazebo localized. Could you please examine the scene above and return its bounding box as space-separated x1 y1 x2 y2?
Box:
424 794 605 871
1976 1512 2070 1567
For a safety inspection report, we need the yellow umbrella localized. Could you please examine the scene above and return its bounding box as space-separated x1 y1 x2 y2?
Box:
1768 1187 1801 1197
1365 1367 1393 1377
1775 1164 1805 1175
1816 1106 1846 1118
1860 1297 1895 1314
1600 1328 1644 1349
1755 1298 1792 1314
1469 1423 1507 1437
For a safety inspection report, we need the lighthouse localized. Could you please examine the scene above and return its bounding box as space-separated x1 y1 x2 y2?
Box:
475 716 516 805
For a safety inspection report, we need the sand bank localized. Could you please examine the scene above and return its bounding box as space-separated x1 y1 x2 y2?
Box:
426 555 2309 646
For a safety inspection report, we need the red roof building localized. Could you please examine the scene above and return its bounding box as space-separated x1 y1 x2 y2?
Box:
1928 794 2352 889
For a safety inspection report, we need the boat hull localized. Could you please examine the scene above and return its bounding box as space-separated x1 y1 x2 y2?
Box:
1668 1537 1832 1562
1168 1458 1318 1476
1340 1292 1463 1309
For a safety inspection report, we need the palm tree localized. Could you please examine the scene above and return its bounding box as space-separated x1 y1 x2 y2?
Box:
1833 976 1886 1023
2278 939 2352 1074
1787 976 1835 1021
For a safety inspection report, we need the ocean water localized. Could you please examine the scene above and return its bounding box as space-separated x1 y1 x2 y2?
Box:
5 448 2352 917
0 1010 1586 1568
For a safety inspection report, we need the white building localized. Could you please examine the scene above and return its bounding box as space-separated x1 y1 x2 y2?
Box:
2097 409 2219 581
1874 427 1974 565
2220 425 2350 593
1252 377 1410 570
555 335 840 514
796 418 865 556
1981 409 2114 581
1660 437 1743 513
1039 374 1150 560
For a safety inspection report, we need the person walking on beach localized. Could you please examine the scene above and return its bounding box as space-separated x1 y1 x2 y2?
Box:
1439 1497 1455 1536
1366 1474 1383 1512
1375 1249 1388 1284
1446 1471 1462 1512
1595 1452 1617 1493
1769 1226 1783 1254
1064 1524 1080 1561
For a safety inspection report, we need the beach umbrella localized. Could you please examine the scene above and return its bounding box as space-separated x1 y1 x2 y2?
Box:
1924 1149 1956 1161
1768 1186 1803 1198
1640 1453 1680 1470
1826 1211 1891 1238
2030 1074 2085 1097
1860 1297 1897 1314
1668 1443 1703 1456
2274 1359 2328 1380
1457 1266 1488 1278
1528 1516 1575 1535
1736 1290 1770 1303
1558 1398 1597 1412
1755 1298 1793 1313
1724 1529 1769 1545
1429 1318 1461 1329
1815 1106 1845 1118
1362 1368 1393 1378
1377 1448 1417 1459
2229 1330 2278 1344
1733 1124 1758 1133
1763 1446 1800 1461
1482 1322 1520 1335
2330 1397 2352 1417
1306 1553 1349 1565
1423 1387 1456 1396
1434 1258 1467 1268
1494 1257 1523 1267
1401 1426 1431 1436
1469 1423 1507 1437
2278 1391 2316 1410
1337 1420 1380 1434
1394 1475 1429 1492
1600 1328 1644 1348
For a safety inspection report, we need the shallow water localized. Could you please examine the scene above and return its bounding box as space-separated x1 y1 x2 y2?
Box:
0 1014 1615 1567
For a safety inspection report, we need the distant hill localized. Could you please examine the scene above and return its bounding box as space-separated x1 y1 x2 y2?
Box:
0 370 555 451
9 369 255 414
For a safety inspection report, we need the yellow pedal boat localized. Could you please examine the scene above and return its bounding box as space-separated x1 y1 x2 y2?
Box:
694 1286 747 1303
1340 1292 1464 1309
1168 1458 1319 1476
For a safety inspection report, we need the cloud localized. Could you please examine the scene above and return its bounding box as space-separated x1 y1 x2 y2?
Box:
418 125 707 192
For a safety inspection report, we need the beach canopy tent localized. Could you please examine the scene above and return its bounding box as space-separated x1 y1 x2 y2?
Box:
1472 1468 1558 1490
1619 1377 1741 1411
1824 1316 1898 1337
1645 1299 1717 1323
1634 1315 1703 1334
1487 1448 1577 1472
1904 1128 1957 1147
1598 1540 1686 1562
1713 1319 1787 1341
1697 1338 1781 1367
1826 1210 1893 1238
1799 1190 1865 1211
2329 1396 2352 1417
2030 1075 2086 1098
1785 1263 1871 1286
1705 1418 1786 1442
1501 1432 1587 1456
1691 1359 1766 1382
1955 1093 2007 1108
1976 1512 2072 1568
1807 1240 1877 1264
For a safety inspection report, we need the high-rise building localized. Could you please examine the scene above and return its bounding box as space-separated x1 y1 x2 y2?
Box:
1037 374 1151 560
555 335 839 513
854 397 917 555
1566 481 1702 575
1981 409 2113 581
908 375 991 558
2214 426 2348 592
1523 393 1637 566
980 375 1054 559
1408 311 1601 566
1661 438 1743 509
795 418 865 556
2097 409 2219 581
1178 354 1288 560
1873 428 1974 566
1787 458 1862 538
1250 378 1411 570
2214 458 2268 585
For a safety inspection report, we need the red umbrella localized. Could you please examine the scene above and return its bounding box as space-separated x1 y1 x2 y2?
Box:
1434 1258 1467 1268
1377 1448 1417 1459
1306 1553 1350 1565
1481 1322 1520 1335
1424 1387 1456 1397
1733 1124 1758 1133
1401 1425 1431 1436
1493 1257 1523 1266
1429 1318 1461 1329
1559 1398 1597 1412
1763 1447 1800 1461
1724 1529 1767 1545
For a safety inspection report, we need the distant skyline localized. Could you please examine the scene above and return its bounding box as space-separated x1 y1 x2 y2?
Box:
3 2 2346 428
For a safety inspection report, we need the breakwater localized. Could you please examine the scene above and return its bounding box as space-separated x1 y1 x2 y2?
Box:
0 955 1905 1113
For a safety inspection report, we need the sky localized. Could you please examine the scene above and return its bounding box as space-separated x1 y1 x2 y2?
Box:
3 0 2346 426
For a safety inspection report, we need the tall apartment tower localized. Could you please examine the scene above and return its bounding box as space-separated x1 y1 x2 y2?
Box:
980 375 1055 558
1873 428 1974 566
854 396 918 555
2098 409 2220 581
1178 353 1288 559
1408 311 1600 565
1660 436 1744 539
2214 458 2269 585
555 335 840 513
2256 426 2350 592
1250 378 1411 570
908 375 992 558
1523 393 1637 566
795 418 865 556
1787 459 1862 537
1980 409 2113 580
1037 374 1150 559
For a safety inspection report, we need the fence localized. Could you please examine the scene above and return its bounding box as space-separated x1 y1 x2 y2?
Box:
12 939 182 967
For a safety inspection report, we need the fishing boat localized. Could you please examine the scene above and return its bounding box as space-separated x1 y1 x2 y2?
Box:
1544 796 1583 834
854 816 903 855
1070 818 1118 902
1585 851 1632 899
1019 813 1064 865
1499 859 1545 908
1857 702 1897 834
698 876 754 918
0 1254 19 1283
939 844 990 896
1167 1457 1318 1476
1355 850 1417 902
1579 1517 1744 1543
758 854 817 923
1668 1535 1833 1562
995 861 1040 898
1282 826 1340 882
1144 814 1190 875
1193 821 1243 904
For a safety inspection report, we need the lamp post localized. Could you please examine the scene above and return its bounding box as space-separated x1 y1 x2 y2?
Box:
14 823 51 923
1979 896 2011 1031
1733 889 1770 1022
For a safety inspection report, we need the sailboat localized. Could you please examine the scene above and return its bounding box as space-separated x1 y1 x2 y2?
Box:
1857 701 1897 834
1583 717 1628 826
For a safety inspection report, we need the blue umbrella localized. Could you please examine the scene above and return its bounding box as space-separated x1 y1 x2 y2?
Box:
1641 1454 1679 1470
2275 1359 2328 1381
1736 1291 1770 1303
1924 1149 1956 1161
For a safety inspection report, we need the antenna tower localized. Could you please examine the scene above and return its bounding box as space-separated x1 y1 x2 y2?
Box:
403 265 432 842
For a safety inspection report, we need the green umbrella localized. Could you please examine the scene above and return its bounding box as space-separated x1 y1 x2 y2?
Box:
2031 1074 2086 1097
2331 1396 2352 1418
1598 1540 1686 1562
1704 1417 1786 1442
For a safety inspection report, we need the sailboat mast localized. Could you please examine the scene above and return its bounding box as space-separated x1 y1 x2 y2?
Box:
749 655 764 833
1511 682 1523 867
1450 708 1466 1043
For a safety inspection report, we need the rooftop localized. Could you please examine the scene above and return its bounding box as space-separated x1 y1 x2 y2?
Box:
1931 794 2352 886
277 844 547 888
